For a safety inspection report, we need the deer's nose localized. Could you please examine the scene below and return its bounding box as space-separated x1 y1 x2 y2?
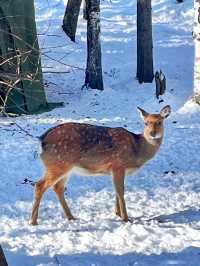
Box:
150 131 156 137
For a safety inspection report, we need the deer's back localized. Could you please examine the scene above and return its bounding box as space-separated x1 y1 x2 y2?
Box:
39 123 141 172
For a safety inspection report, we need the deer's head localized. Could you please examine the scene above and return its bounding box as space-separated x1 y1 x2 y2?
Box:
137 105 171 144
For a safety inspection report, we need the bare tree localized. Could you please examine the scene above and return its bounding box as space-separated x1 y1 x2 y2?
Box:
84 0 103 90
137 0 154 84
62 0 82 42
0 245 8 266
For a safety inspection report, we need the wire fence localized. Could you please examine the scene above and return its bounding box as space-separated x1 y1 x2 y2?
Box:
0 0 84 116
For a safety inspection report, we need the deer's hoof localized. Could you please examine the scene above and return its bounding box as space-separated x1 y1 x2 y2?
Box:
29 220 38 226
67 215 76 221
122 217 132 223
115 211 121 218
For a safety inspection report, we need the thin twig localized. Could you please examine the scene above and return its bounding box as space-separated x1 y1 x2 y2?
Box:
43 53 85 71
43 71 70 74
0 71 36 81
0 50 31 66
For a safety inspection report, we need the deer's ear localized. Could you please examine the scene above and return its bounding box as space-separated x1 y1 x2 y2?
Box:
160 105 171 119
137 107 148 120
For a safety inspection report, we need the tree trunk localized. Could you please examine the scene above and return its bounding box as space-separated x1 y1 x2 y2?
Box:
193 0 200 103
62 0 82 42
83 0 88 20
137 0 154 83
85 0 103 90
0 245 8 266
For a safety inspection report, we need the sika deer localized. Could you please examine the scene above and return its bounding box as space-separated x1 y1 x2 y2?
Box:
30 105 171 225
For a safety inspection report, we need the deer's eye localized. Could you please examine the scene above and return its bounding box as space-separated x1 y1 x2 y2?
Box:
145 122 149 126
157 121 162 126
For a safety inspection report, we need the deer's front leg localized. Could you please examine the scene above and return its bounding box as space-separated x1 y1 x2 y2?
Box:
115 196 121 217
112 167 129 222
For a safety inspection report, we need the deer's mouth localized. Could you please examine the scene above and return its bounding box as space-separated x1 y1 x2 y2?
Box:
149 133 162 140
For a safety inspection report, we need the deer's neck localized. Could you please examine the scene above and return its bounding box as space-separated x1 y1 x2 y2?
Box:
143 132 163 147
136 133 163 164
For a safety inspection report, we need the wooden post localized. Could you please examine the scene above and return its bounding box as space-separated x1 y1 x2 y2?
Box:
85 0 103 90
155 70 166 99
137 0 154 83
0 245 8 266
62 0 82 42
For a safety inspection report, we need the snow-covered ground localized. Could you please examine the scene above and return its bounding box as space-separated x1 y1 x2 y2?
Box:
1 0 200 265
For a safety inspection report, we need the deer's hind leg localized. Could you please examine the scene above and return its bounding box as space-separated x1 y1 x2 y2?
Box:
30 164 72 225
30 172 54 225
53 177 75 220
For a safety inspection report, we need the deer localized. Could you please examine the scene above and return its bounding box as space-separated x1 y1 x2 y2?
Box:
29 105 171 225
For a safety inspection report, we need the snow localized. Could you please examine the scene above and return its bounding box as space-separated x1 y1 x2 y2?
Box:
1 0 200 265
